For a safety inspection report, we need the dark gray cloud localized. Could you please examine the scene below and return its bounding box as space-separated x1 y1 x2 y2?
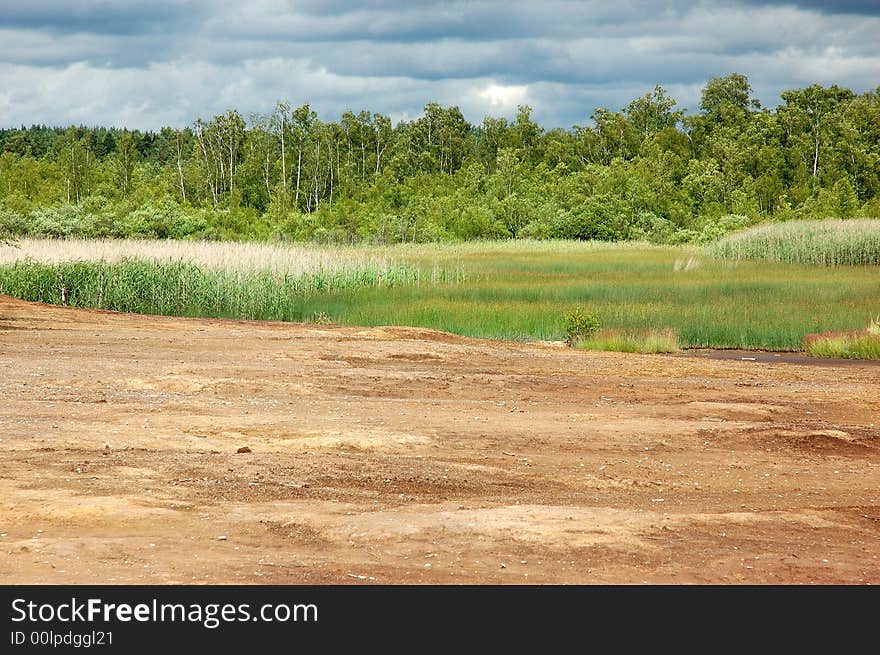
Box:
0 1 207 35
0 0 877 129
740 0 880 14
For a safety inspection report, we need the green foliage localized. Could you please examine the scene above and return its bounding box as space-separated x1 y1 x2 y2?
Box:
1 77 880 244
0 226 14 246
0 207 27 240
564 307 601 345
694 214 753 244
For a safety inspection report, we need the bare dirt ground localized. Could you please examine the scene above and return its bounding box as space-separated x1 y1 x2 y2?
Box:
1 295 878 584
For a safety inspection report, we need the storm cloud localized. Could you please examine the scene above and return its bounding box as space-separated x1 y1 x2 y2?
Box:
0 0 877 129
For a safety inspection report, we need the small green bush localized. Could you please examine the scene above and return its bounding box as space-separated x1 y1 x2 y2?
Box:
564 307 600 345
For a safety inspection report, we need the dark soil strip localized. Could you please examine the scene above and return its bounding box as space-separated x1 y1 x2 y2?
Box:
680 349 880 368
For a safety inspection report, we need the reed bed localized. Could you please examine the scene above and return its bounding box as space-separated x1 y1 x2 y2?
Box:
0 238 461 320
708 219 880 266
0 238 404 276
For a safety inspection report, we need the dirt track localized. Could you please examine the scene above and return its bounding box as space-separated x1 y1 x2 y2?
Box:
1 296 878 584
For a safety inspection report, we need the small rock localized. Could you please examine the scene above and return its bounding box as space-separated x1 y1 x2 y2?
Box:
236 446 252 454
217 535 227 541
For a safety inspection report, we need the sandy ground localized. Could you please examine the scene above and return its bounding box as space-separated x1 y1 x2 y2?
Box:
0 295 878 585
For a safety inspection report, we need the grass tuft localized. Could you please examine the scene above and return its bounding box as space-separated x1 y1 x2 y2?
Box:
574 328 679 354
803 330 880 360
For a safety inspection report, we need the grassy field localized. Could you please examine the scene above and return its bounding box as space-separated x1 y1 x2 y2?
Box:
1 237 878 351
303 241 878 349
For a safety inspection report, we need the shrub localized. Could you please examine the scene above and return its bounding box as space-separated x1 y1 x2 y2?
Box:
547 195 626 241
696 214 752 244
0 206 28 236
564 307 600 345
28 205 86 238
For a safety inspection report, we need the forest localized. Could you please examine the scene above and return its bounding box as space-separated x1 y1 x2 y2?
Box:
1 74 878 244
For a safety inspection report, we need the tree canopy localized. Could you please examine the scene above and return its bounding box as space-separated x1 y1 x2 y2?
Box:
1 74 879 244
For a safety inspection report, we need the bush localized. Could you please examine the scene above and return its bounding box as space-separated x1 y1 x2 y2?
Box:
546 195 626 241
695 214 752 244
564 307 600 345
28 205 85 237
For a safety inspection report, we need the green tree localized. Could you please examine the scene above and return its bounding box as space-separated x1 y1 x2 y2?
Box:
779 84 854 183
700 73 757 116
625 85 683 140
114 130 139 198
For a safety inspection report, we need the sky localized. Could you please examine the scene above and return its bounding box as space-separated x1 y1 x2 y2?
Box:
0 0 878 130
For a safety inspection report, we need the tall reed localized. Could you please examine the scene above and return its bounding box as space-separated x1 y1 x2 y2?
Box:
708 219 880 266
0 258 437 321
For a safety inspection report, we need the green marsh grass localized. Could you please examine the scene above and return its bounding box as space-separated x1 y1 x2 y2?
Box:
1 238 878 351
0 258 433 320
296 242 879 350
575 328 679 354
803 331 880 360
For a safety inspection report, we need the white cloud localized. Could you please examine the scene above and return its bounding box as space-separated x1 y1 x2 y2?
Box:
478 84 529 109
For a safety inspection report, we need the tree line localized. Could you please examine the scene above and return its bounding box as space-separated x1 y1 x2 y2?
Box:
1 74 878 244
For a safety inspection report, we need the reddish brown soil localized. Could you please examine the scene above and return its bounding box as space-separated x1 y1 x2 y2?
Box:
1 296 878 584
